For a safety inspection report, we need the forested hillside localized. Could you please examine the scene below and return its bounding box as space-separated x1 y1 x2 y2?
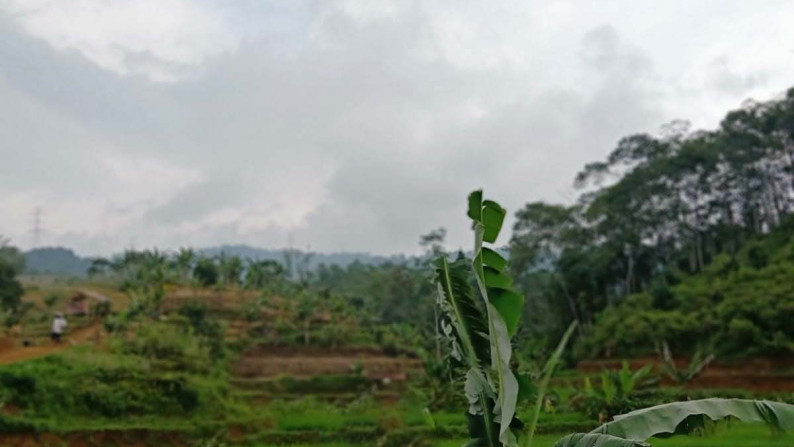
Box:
510 88 794 358
25 247 91 276
578 220 794 357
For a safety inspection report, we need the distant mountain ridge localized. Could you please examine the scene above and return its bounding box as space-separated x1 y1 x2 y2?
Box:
24 245 408 277
24 247 92 277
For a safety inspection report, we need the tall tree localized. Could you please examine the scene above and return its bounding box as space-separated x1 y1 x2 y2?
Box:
0 238 24 313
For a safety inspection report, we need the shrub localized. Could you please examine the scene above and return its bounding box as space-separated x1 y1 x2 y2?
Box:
43 292 61 309
177 302 226 359
0 261 23 313
194 258 219 287
573 362 656 421
113 322 212 373
581 229 794 358
0 353 210 419
377 411 404 432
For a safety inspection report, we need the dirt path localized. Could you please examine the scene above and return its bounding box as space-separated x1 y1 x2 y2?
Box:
233 345 423 381
0 323 102 365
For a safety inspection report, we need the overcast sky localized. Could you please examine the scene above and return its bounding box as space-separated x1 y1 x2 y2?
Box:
1 0 793 256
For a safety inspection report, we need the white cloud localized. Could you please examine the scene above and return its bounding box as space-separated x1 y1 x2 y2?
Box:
1 0 794 256
1 0 239 81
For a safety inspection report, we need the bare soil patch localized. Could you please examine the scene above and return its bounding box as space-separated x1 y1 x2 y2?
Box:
161 287 261 312
577 356 794 392
0 322 103 365
233 346 422 381
0 430 186 447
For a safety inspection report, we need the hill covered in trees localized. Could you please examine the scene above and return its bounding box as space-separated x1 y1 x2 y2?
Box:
578 219 794 358
25 247 92 276
510 88 794 358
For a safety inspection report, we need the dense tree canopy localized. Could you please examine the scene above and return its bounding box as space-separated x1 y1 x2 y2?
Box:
510 88 794 357
0 237 24 313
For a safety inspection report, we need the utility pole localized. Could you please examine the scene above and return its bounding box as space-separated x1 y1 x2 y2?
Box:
31 207 43 248
284 233 295 279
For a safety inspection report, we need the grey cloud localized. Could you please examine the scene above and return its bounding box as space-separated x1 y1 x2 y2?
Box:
2 2 786 256
121 50 199 81
0 19 161 128
143 175 244 225
708 57 770 95
580 25 653 76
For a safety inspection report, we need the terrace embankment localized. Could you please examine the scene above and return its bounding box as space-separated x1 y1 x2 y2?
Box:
577 356 794 392
0 430 187 447
0 321 103 365
233 345 423 380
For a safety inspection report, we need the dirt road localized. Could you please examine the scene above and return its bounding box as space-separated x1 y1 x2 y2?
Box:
0 323 102 365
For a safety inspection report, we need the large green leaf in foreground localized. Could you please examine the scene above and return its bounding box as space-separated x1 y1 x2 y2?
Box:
469 193 518 446
435 255 497 447
524 321 577 447
435 257 490 368
553 433 649 447
554 399 794 447
592 398 794 440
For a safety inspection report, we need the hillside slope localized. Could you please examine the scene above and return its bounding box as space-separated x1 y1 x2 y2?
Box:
579 219 794 359
25 247 91 276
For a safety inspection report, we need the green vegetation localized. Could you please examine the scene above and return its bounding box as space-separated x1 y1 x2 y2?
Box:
0 205 790 446
436 192 793 447
0 312 234 425
1 93 792 447
248 426 792 447
579 221 794 358
510 90 794 359
433 190 536 446
0 236 25 324
0 352 205 420
576 362 656 420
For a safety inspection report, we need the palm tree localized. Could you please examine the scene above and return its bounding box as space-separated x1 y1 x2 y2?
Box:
218 253 244 287
244 259 285 290
174 248 196 283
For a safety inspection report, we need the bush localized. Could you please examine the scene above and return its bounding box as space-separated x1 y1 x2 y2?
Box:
580 235 794 358
43 292 61 309
377 411 404 432
0 261 23 313
194 259 219 287
571 362 656 421
0 353 211 419
177 302 226 359
112 322 214 373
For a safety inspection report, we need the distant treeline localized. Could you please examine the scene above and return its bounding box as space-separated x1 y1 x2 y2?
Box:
23 245 406 277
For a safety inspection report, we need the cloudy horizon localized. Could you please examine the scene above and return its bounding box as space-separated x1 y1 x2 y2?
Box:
1 0 793 257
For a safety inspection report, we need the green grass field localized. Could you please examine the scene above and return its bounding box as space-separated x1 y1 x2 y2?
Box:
5 278 791 447
247 424 791 447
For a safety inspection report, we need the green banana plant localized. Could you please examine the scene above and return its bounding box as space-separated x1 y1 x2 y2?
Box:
553 398 794 446
434 190 575 447
434 191 794 447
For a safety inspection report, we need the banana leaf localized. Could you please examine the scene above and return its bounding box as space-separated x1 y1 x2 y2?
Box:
553 433 650 447
591 398 794 440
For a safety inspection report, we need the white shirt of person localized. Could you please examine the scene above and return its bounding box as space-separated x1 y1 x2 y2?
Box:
52 317 68 334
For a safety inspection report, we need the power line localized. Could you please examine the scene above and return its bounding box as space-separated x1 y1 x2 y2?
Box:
31 207 43 248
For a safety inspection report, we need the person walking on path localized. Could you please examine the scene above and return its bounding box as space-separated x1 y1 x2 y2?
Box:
51 312 67 344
